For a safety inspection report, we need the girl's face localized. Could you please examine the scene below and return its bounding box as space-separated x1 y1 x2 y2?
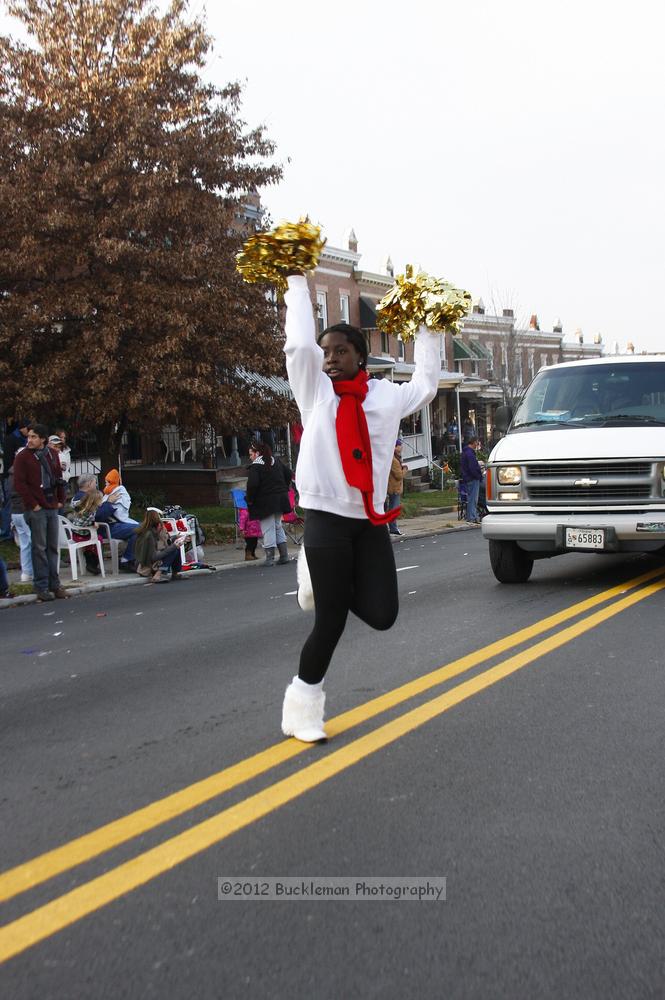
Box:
320 332 362 382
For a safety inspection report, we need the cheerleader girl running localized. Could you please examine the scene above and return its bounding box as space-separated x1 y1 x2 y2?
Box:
281 275 440 741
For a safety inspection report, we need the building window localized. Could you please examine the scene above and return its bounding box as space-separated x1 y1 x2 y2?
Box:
439 334 447 366
528 350 535 379
398 336 405 361
381 331 389 353
316 291 328 334
339 293 350 324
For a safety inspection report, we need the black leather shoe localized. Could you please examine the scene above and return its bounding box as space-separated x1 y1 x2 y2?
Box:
36 590 55 602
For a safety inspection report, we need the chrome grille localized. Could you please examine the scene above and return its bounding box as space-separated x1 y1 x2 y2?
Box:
519 458 657 505
528 462 651 477
528 485 652 501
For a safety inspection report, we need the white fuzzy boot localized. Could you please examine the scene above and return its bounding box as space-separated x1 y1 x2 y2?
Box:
281 676 326 742
297 546 314 611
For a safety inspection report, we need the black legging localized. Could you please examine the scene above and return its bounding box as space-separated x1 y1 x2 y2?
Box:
298 510 399 685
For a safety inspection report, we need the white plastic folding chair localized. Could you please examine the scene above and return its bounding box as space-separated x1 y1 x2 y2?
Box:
160 516 197 565
178 438 196 464
57 516 106 581
96 521 121 574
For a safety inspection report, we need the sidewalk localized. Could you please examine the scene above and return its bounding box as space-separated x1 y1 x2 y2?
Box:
1 510 480 609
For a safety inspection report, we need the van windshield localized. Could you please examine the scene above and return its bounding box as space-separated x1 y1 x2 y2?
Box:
512 362 665 429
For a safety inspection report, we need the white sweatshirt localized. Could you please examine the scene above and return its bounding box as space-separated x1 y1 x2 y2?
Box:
284 275 441 519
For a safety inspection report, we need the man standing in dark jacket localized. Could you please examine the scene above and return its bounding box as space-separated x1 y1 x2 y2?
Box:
460 435 483 524
1 418 29 540
13 423 68 601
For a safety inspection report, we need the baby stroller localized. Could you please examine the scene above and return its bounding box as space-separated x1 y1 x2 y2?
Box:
457 480 468 521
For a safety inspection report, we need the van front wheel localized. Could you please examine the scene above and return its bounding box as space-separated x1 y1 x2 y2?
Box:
489 539 534 583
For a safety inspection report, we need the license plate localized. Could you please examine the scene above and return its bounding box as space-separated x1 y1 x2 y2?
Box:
565 528 605 550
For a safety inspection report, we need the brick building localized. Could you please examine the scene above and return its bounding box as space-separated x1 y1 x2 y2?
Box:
302 232 463 471
301 230 604 457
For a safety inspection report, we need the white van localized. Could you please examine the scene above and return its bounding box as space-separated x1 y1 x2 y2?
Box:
482 355 665 582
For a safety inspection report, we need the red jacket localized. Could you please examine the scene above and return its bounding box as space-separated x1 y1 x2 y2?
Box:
13 446 65 512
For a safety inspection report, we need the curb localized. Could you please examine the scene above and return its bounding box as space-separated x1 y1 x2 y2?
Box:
1 520 479 609
0 558 287 609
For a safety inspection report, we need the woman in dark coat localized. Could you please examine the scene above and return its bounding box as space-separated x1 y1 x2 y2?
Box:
245 442 293 565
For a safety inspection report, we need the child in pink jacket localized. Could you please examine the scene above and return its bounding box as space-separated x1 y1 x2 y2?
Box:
238 506 262 561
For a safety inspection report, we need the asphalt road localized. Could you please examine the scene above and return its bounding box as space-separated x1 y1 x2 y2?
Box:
1 531 664 999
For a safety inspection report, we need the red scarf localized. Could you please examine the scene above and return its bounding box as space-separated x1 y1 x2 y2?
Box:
333 370 400 526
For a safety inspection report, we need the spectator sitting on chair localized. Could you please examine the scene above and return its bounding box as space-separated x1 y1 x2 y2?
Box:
12 422 69 601
68 488 104 575
93 468 139 571
71 472 98 506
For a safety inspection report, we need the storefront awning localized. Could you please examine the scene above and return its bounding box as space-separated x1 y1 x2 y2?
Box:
359 296 379 328
453 338 476 361
467 339 493 361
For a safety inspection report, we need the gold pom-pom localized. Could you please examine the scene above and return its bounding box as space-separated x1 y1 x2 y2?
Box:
236 217 326 293
376 265 472 341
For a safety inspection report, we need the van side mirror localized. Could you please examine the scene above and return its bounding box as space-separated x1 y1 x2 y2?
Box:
495 405 513 432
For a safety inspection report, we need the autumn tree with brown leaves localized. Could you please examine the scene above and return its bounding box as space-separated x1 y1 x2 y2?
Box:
0 0 293 469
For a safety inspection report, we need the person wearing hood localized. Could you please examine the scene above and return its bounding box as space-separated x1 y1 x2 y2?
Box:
93 468 139 571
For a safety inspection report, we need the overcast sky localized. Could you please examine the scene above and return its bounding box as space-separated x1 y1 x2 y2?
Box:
3 0 664 352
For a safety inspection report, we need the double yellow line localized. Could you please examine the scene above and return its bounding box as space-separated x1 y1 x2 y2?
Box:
1 564 664 963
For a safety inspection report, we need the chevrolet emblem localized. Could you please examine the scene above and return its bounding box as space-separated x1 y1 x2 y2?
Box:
574 478 598 487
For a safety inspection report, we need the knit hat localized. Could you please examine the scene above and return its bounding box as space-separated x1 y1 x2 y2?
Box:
103 468 121 494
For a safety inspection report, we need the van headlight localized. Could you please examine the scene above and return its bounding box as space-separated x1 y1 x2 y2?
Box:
497 466 521 485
